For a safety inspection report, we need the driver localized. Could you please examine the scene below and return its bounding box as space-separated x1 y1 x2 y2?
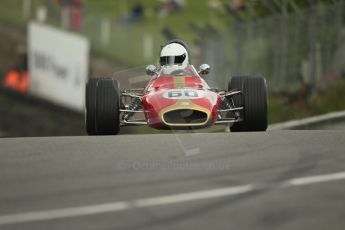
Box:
159 40 191 75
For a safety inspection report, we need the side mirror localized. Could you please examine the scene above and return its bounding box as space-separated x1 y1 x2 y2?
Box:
199 64 210 75
146 65 158 76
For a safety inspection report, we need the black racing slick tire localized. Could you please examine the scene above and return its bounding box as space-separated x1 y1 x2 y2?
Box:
242 77 268 131
228 76 248 132
85 78 97 135
85 78 120 135
228 76 267 132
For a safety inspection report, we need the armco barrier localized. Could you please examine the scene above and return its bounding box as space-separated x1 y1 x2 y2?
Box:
268 110 345 130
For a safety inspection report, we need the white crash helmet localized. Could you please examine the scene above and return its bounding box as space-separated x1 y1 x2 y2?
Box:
159 42 189 68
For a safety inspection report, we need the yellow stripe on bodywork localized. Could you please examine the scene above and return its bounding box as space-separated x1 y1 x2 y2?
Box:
173 76 186 89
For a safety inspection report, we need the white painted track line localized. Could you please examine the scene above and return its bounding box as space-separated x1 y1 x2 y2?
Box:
283 171 345 186
133 185 253 207
1 171 345 226
0 185 253 226
0 203 130 226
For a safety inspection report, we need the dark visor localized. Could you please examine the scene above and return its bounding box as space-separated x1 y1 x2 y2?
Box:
160 54 186 65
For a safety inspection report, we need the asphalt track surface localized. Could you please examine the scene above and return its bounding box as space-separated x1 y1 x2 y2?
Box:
1 130 345 230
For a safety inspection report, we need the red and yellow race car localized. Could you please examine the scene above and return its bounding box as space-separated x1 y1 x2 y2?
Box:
85 41 267 135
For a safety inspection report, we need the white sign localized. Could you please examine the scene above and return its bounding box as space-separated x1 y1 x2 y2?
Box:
163 89 205 99
28 22 90 111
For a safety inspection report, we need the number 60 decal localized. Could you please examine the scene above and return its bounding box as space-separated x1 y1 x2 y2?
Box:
163 89 205 99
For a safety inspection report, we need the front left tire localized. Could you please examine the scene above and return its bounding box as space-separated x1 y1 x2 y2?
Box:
228 76 268 132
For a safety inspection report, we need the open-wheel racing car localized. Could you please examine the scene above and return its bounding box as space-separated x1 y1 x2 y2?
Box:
85 40 267 135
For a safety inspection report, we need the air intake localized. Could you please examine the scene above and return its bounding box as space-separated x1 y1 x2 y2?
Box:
163 109 207 124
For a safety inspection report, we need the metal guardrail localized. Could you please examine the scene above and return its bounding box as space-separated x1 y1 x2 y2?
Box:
268 110 345 130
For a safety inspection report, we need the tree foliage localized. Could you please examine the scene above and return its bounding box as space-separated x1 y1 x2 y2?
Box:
240 0 340 19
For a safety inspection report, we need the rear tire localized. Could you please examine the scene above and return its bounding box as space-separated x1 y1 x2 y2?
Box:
85 78 120 135
228 76 267 132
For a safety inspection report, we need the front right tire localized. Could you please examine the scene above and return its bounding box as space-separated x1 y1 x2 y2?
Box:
85 77 120 135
